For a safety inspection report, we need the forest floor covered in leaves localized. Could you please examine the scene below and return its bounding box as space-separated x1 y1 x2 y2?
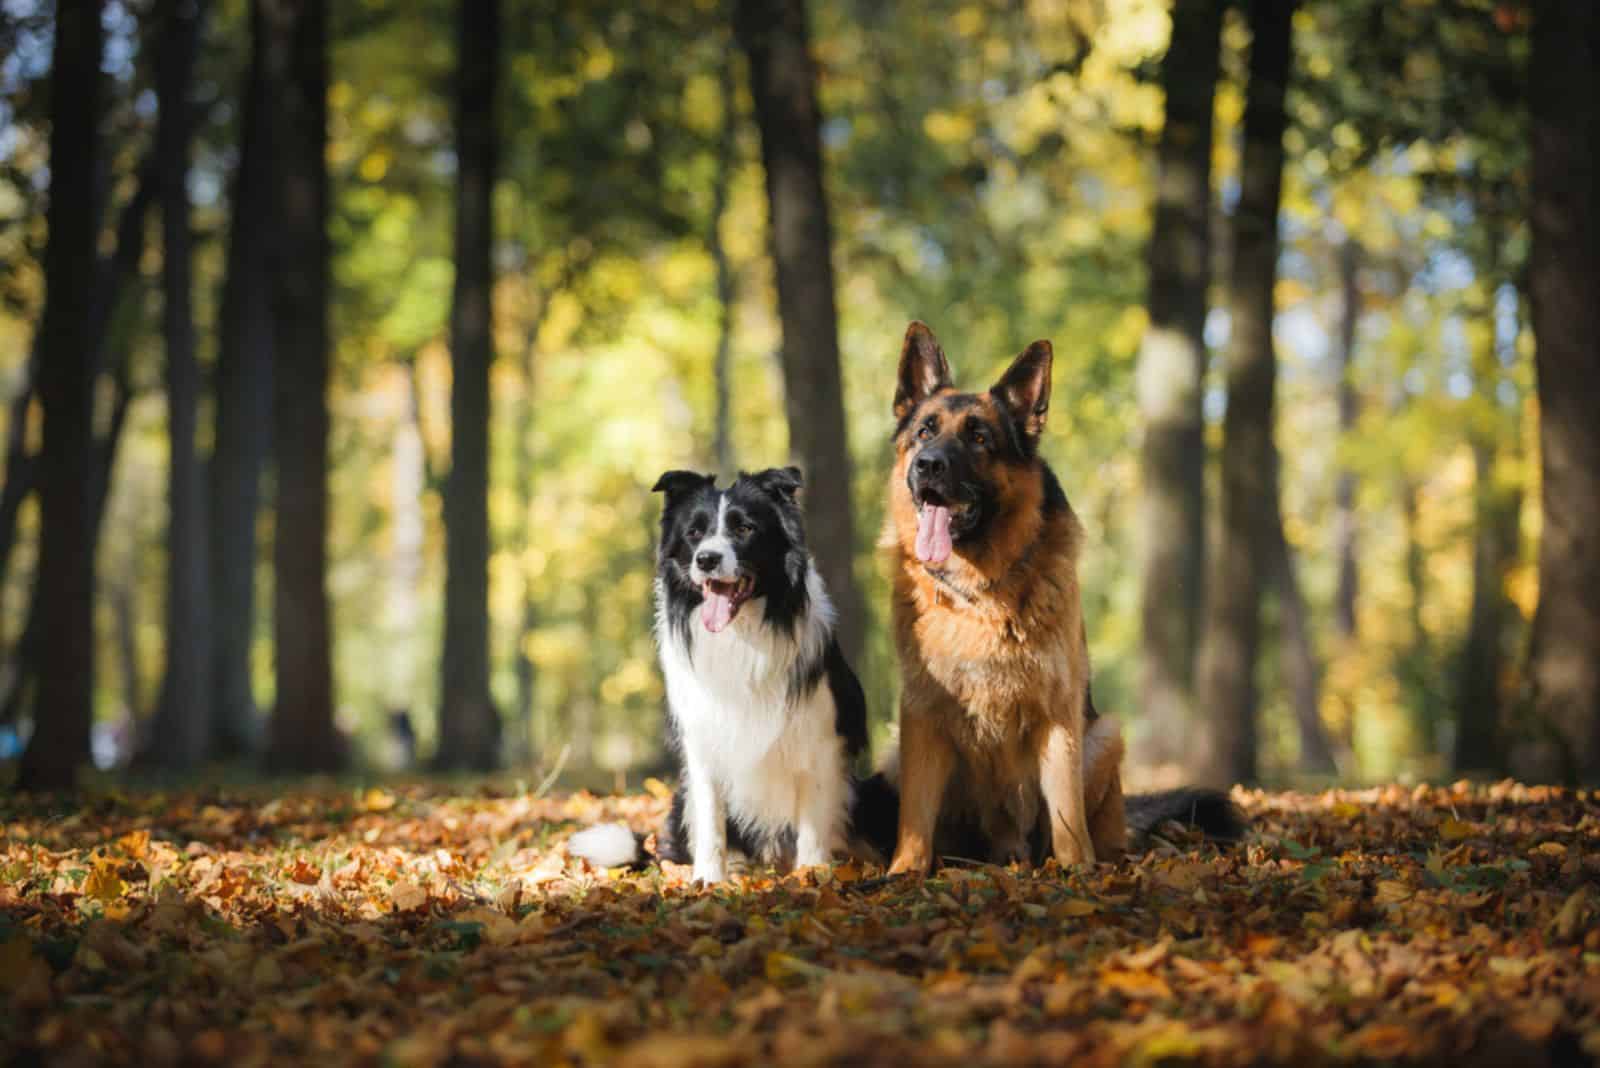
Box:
2 780 1598 1067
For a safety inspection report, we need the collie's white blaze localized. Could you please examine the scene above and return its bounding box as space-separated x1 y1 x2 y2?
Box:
656 565 850 881
689 493 739 584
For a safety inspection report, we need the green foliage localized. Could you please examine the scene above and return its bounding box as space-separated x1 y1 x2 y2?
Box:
0 0 1541 783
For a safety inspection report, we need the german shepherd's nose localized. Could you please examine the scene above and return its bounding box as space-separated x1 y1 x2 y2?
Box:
913 449 949 480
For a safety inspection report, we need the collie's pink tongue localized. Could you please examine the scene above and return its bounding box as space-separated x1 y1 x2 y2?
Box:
916 505 953 564
702 589 735 633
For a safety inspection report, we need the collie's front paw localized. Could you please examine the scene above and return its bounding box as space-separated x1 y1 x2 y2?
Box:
691 861 726 886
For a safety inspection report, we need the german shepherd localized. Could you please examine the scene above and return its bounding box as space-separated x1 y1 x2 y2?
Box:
882 321 1241 874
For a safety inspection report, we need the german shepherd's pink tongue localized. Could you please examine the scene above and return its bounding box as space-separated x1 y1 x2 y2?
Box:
702 587 735 633
916 505 953 564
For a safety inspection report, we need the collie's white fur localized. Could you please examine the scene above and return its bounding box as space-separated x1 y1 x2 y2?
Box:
656 565 851 883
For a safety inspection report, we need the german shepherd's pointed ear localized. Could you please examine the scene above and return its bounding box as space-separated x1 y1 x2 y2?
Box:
651 470 715 503
895 321 953 422
991 340 1052 441
746 465 803 505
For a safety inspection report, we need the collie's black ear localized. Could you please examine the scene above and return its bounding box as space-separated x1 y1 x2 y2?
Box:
747 465 803 505
651 470 714 502
895 321 953 422
990 340 1052 440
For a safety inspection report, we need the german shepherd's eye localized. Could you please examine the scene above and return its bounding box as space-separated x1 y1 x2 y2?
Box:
916 423 935 442
971 428 988 448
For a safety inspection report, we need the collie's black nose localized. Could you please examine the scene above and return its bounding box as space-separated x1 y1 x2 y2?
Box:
695 549 723 572
914 452 948 478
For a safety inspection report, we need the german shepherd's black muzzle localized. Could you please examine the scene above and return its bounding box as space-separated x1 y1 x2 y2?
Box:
906 439 990 555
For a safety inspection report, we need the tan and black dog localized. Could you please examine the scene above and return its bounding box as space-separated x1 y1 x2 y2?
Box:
880 321 1240 874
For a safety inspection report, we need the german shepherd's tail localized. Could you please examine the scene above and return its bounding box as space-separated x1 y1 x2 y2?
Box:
1125 787 1245 848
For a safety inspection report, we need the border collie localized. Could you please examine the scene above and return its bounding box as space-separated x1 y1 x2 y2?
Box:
568 467 891 883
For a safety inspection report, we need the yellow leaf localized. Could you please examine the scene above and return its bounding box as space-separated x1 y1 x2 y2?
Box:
688 935 723 959
116 830 151 859
1100 968 1173 1000
1536 841 1567 857
643 777 673 801
1374 880 1411 905
1439 818 1476 841
360 788 397 813
84 859 125 904
1055 897 1100 918
1330 801 1362 820
765 951 827 984
1554 888 1592 942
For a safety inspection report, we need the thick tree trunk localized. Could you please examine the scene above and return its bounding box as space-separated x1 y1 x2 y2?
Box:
208 0 275 758
1134 0 1223 770
1266 451 1338 775
262 0 340 774
148 0 211 770
19 0 103 791
435 0 502 771
1195 0 1295 788
709 39 738 480
734 0 867 669
1524 0 1599 778
1455 441 1521 774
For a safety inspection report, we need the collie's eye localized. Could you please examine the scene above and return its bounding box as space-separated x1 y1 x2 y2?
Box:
917 425 934 442
686 527 703 541
735 523 754 538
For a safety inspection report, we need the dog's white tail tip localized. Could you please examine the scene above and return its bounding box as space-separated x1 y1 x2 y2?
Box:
566 823 642 869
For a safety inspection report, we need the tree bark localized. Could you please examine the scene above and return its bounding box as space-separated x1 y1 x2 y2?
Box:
1455 441 1521 774
0 355 38 604
734 0 867 669
1524 0 1599 778
19 0 103 791
1195 0 1295 788
208 0 275 758
262 0 340 774
1332 239 1360 643
1266 450 1338 776
435 0 502 771
709 37 739 480
1134 0 1223 770
148 0 211 770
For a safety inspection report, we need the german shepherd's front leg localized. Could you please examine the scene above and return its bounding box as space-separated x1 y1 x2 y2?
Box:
1040 716 1095 866
888 704 955 875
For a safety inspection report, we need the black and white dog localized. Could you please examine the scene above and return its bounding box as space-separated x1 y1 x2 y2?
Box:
568 467 892 882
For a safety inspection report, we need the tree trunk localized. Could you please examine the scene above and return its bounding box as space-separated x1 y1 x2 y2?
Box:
1134 0 1223 770
709 37 739 480
435 0 502 771
114 578 141 728
1455 441 1521 774
148 0 211 770
1524 0 1599 778
1195 0 1295 788
0 356 39 604
262 0 340 774
209 0 275 758
19 0 103 791
734 0 867 669
1332 238 1360 643
1266 451 1338 776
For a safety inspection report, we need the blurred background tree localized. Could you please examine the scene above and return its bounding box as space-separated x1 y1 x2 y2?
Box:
1 0 1595 791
